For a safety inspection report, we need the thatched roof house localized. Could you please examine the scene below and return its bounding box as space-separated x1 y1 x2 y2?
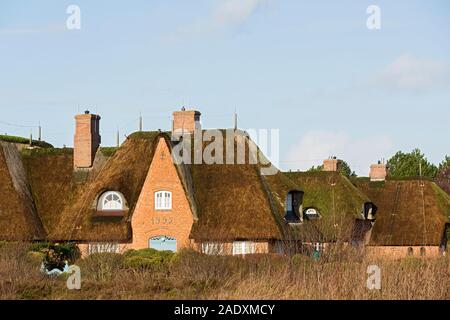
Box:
289 172 370 241
353 178 450 247
1 109 449 258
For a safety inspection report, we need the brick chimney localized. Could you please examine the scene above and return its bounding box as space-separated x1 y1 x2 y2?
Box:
74 110 101 169
172 108 201 137
370 160 388 181
323 157 341 172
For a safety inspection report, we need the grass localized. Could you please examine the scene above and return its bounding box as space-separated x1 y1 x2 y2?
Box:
0 135 53 149
0 242 448 300
99 147 119 157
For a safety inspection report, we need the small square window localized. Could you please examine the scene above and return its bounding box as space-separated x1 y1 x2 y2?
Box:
155 191 172 210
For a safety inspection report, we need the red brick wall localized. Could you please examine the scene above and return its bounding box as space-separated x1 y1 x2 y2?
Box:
74 113 101 168
365 246 443 259
130 137 194 251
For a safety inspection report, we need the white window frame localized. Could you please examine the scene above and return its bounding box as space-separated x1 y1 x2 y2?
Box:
232 241 256 256
154 191 172 210
98 191 124 211
88 242 120 255
201 242 224 255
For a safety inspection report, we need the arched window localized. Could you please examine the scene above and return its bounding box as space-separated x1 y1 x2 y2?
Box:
155 191 172 210
407 247 414 256
98 191 125 211
362 202 377 220
420 247 426 257
149 236 177 252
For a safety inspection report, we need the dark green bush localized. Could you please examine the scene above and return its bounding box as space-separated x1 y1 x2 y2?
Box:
30 242 81 271
123 248 175 270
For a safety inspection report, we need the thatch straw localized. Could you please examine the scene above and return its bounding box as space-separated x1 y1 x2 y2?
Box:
353 179 450 246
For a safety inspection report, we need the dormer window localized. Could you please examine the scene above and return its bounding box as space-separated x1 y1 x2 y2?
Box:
96 191 127 216
102 192 123 210
155 191 172 210
284 190 304 223
362 202 377 220
303 207 321 220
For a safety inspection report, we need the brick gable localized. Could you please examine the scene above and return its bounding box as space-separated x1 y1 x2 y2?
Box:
130 137 194 250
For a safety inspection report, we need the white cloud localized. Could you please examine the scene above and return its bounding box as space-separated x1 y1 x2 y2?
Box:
378 54 450 91
283 131 393 176
170 0 265 40
212 0 264 28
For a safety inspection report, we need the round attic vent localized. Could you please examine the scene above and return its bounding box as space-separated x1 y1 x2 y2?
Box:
303 207 321 220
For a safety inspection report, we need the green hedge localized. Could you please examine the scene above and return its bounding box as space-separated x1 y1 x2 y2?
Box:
0 135 53 148
21 147 73 158
29 242 81 271
123 248 175 270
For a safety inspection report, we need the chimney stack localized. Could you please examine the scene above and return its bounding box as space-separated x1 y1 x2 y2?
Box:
370 160 388 181
323 157 341 172
74 110 101 169
172 108 201 137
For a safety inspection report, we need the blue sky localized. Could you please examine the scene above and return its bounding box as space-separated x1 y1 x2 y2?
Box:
1 0 449 175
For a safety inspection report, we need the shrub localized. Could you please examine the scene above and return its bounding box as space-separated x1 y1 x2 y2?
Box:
79 253 124 282
30 242 81 271
399 256 426 270
123 249 175 270
26 251 45 267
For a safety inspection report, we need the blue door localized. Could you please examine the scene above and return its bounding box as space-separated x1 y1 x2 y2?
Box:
149 236 177 252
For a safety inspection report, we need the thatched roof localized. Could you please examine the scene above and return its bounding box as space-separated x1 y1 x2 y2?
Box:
0 129 285 243
51 132 160 241
353 178 450 246
5 127 446 247
270 171 370 242
435 167 450 196
0 143 45 240
19 132 160 242
188 130 282 241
